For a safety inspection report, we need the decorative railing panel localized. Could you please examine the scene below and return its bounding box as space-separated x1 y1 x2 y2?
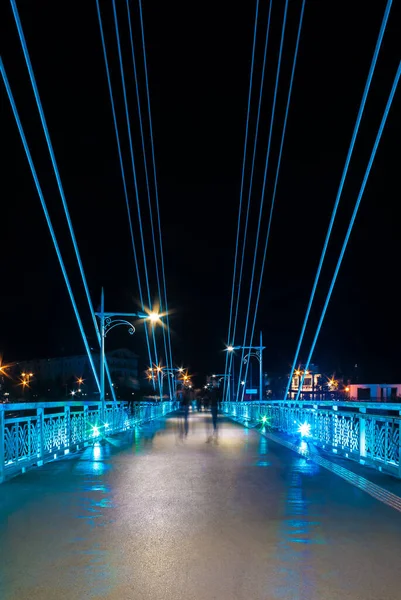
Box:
1 400 177 482
221 400 401 478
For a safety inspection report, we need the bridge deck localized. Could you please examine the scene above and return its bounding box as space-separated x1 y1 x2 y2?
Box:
0 411 400 600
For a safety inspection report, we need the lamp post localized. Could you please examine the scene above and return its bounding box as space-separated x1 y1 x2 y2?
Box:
210 373 231 396
227 331 265 401
21 372 34 397
147 366 178 400
95 288 159 418
162 367 182 398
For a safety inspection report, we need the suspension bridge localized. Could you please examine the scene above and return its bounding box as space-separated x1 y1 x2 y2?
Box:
1 0 400 598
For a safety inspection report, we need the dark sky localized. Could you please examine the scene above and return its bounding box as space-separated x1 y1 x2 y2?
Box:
2 0 400 384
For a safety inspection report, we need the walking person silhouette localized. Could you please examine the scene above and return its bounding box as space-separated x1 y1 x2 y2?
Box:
206 386 219 443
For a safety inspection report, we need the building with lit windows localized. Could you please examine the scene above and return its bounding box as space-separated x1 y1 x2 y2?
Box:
288 364 322 400
348 383 401 402
10 348 139 398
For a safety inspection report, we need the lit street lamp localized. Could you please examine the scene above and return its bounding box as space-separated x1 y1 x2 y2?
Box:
226 331 265 402
20 372 34 391
147 365 183 398
95 288 160 418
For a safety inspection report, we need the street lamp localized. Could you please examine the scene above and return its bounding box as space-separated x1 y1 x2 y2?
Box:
95 288 161 418
148 365 182 398
21 372 34 389
224 331 265 402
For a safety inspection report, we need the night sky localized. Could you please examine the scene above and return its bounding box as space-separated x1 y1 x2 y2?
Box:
2 0 400 384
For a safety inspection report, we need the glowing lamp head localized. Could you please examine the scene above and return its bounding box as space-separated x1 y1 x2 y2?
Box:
148 312 160 323
92 426 99 437
261 415 268 424
298 422 311 438
227 345 234 352
241 381 245 386
345 386 350 392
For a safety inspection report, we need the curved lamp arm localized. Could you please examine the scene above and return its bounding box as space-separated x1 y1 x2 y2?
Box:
104 317 135 337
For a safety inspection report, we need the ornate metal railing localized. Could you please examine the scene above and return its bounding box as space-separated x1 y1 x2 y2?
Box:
0 400 177 483
221 400 401 478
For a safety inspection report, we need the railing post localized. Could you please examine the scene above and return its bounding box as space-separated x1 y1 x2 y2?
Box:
0 409 5 483
359 407 366 459
84 406 89 442
65 405 71 450
398 439 401 479
37 407 44 462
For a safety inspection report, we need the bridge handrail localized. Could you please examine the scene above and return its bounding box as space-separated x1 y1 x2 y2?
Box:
244 400 401 411
0 400 178 483
220 400 401 478
0 400 168 411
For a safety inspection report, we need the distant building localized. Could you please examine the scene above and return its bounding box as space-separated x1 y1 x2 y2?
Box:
288 364 321 400
348 383 401 402
11 348 139 398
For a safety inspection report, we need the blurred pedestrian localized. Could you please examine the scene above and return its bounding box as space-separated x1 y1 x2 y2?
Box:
206 387 219 443
181 387 190 437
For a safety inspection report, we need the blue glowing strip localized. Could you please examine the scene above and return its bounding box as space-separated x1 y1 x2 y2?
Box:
95 0 154 383
1 58 100 391
295 62 400 401
9 0 116 401
284 0 393 401
225 0 273 402
236 0 289 402
241 0 306 401
125 1 172 400
111 0 162 401
223 0 261 403
137 0 175 393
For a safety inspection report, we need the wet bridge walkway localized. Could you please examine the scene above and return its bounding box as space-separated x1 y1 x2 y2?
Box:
1 410 400 600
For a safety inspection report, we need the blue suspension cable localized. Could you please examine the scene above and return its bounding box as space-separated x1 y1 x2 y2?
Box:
95 0 154 386
1 58 100 392
295 62 400 401
225 0 273 402
111 0 163 401
126 0 173 400
9 0 117 401
137 0 175 390
222 0 261 403
235 0 289 401
240 0 306 402
284 0 393 401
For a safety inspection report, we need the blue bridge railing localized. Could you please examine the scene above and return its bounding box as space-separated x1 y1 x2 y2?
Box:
221 400 401 478
0 400 178 483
